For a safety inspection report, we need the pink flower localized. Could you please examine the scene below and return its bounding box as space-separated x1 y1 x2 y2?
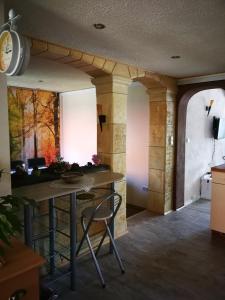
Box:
92 154 101 165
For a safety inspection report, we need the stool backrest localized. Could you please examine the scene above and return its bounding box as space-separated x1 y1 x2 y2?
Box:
93 192 122 221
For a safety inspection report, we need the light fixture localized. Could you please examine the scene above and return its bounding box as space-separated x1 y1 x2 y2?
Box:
206 99 214 116
98 115 106 131
93 23 106 29
97 104 106 131
171 55 180 59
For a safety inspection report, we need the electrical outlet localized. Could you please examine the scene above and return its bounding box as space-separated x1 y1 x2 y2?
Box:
168 136 174 146
142 186 149 192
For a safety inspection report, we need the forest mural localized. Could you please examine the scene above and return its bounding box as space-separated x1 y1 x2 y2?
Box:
8 87 60 166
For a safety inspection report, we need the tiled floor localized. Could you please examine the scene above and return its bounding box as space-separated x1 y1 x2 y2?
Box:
56 199 225 300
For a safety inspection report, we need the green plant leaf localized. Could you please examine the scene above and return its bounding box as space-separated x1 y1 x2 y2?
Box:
0 194 35 247
0 227 11 246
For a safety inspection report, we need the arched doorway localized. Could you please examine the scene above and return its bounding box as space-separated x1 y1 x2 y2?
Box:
175 80 225 209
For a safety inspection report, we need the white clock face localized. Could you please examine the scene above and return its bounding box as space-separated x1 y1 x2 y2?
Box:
0 31 13 72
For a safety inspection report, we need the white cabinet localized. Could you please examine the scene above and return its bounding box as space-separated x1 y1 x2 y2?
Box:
210 170 225 233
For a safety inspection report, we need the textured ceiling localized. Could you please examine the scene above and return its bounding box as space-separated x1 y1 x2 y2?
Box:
4 0 225 79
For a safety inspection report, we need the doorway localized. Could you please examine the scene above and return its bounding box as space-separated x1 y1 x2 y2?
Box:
185 89 225 208
126 81 149 218
175 80 225 209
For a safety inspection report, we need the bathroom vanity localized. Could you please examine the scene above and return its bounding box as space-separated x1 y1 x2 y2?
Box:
211 164 225 233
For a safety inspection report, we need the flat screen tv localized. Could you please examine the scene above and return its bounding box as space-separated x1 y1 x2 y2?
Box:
213 117 225 139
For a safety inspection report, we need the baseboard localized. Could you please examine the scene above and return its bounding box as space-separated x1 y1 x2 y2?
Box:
176 198 200 211
164 210 173 215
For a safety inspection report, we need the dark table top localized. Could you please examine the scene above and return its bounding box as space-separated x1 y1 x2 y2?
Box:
211 164 225 173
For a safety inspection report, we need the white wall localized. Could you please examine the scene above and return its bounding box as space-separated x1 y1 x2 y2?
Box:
126 82 149 208
0 3 11 196
60 88 97 165
185 88 225 204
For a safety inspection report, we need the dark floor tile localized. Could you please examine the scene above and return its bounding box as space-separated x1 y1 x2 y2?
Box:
57 199 225 300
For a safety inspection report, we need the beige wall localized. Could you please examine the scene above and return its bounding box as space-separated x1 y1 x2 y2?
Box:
0 3 11 196
0 74 11 196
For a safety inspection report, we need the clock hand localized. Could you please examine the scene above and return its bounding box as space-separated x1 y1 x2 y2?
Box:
5 49 12 54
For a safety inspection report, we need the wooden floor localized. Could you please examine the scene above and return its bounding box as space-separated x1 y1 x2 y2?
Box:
57 199 225 300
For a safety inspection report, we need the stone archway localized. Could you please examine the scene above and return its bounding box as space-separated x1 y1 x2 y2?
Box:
175 80 225 210
29 36 177 217
29 37 145 79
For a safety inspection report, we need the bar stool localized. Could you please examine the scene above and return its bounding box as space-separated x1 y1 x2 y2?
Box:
76 192 125 287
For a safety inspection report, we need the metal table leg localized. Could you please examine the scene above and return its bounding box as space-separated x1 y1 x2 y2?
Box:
49 198 56 275
70 192 77 291
24 204 33 247
110 182 115 254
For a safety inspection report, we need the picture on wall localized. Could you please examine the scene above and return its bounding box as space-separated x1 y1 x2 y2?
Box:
8 87 60 166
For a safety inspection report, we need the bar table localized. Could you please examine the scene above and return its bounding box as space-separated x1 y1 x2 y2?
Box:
13 171 123 290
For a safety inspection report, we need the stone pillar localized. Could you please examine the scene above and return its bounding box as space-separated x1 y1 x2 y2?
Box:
92 75 131 237
0 2 11 196
147 87 176 214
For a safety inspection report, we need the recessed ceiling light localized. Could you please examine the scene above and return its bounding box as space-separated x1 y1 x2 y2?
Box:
171 55 181 59
93 23 106 29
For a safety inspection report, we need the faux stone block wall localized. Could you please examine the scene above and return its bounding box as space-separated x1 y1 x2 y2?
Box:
147 87 176 214
92 75 131 236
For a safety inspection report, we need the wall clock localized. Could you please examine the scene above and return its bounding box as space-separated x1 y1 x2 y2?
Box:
0 29 30 76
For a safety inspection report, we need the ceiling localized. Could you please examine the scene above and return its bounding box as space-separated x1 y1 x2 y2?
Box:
4 0 225 86
7 57 93 92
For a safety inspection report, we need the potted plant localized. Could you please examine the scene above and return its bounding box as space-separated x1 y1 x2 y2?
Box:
0 194 35 267
48 156 71 174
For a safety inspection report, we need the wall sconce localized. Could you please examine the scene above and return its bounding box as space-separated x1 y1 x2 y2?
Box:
206 99 214 116
97 104 106 131
98 114 106 131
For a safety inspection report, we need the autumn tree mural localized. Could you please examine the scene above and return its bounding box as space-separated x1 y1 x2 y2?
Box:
8 87 60 166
